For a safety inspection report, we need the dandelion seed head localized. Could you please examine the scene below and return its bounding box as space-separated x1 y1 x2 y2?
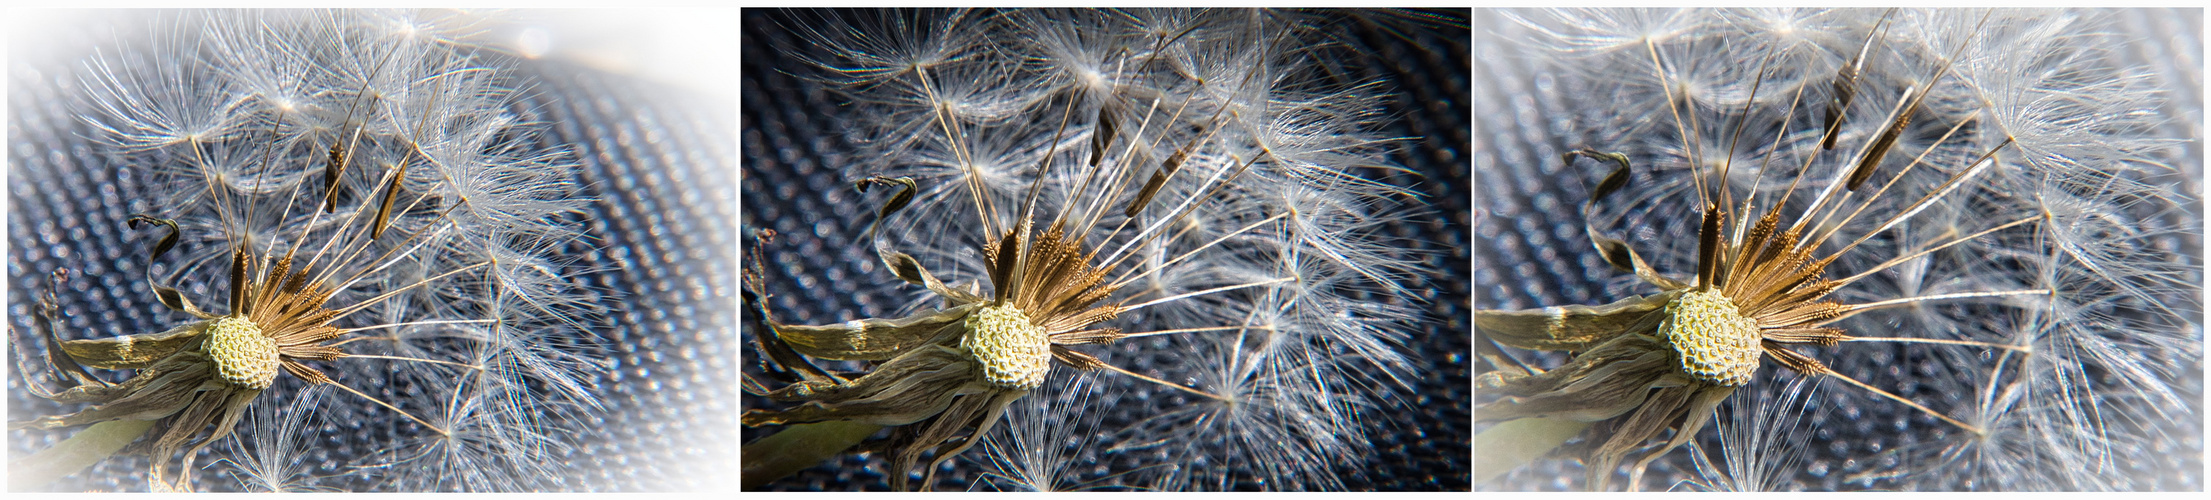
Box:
12 9 605 491
748 8 1452 490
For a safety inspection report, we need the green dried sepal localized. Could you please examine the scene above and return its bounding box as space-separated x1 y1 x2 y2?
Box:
58 321 209 370
742 345 985 427
893 388 1026 491
12 351 213 430
1583 384 1736 491
1478 334 1683 423
770 304 977 361
1475 291 1676 352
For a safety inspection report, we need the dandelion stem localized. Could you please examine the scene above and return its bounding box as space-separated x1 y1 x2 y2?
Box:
331 261 491 320
1092 362 1229 402
1474 417 1591 485
6 419 156 492
1713 51 1784 216
323 379 450 435
1812 115 1980 248
341 353 486 371
1838 215 2041 286
1120 277 1294 312
185 137 241 251
340 318 499 333
1811 289 2049 328
1829 289 2051 322
912 66 997 240
1098 149 1265 272
1644 38 1709 211
1844 336 2030 352
1117 325 1272 339
1106 212 1290 291
1820 369 1983 435
741 420 883 490
327 335 399 347
1840 146 2007 253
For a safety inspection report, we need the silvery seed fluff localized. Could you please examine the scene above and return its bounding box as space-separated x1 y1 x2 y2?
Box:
742 8 1460 491
1476 8 2200 491
9 10 603 491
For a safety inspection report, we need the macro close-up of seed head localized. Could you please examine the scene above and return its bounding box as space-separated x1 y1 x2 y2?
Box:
741 8 1471 491
9 9 738 491
1476 8 2202 491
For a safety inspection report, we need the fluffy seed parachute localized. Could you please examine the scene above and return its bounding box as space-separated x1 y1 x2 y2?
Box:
742 8 1442 491
10 10 600 491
